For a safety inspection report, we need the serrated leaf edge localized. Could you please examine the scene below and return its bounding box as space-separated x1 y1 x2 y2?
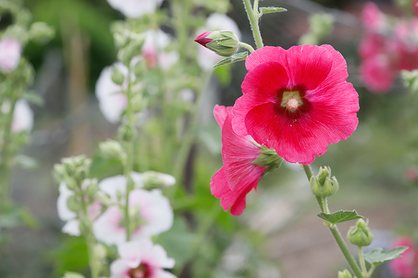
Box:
317 210 363 224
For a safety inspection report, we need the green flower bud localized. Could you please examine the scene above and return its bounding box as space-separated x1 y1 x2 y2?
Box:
64 178 78 191
195 31 240 57
142 171 176 189
133 60 146 77
118 125 136 142
117 33 145 66
401 70 418 94
111 66 125 85
252 146 283 174
60 155 92 184
310 166 339 197
85 180 99 198
62 272 85 278
338 269 352 278
347 219 374 247
29 22 55 44
99 139 126 161
67 195 81 212
15 8 32 28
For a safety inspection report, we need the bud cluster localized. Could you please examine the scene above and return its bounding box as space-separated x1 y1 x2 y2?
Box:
53 155 92 189
310 166 339 197
347 219 374 247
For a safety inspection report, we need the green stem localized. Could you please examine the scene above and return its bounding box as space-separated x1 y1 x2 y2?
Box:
242 0 264 49
79 189 99 278
302 164 365 278
0 97 17 208
123 66 135 242
368 265 376 277
239 42 255 53
358 246 368 277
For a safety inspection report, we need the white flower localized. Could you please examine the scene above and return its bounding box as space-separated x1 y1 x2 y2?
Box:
107 0 164 19
11 99 34 133
110 239 176 278
92 189 173 245
57 181 102 236
98 172 144 200
0 37 21 73
95 63 128 123
142 29 179 70
196 13 241 70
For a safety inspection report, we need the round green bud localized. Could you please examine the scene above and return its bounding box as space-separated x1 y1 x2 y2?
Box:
111 66 125 85
29 22 55 44
118 125 136 142
67 195 81 212
99 140 126 161
347 219 374 247
64 178 78 191
85 181 99 198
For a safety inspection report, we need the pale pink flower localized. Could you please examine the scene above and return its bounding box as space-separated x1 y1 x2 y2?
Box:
0 37 21 73
196 13 241 70
107 0 164 18
12 99 33 133
142 29 179 70
110 239 176 278
95 62 128 123
57 181 102 236
92 189 173 245
98 172 144 200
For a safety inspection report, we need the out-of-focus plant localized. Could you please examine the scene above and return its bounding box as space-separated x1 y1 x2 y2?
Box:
358 2 418 93
0 0 54 274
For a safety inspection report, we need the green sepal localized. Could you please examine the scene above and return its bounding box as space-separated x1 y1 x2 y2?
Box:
364 247 409 266
259 7 287 15
317 210 363 225
213 52 248 68
22 91 44 106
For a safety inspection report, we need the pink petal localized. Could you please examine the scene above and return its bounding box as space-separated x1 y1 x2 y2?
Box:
222 114 264 190
210 167 264 216
213 105 233 128
389 237 418 278
110 259 131 278
360 55 394 93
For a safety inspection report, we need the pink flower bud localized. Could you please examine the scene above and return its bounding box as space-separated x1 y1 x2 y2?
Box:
194 31 213 47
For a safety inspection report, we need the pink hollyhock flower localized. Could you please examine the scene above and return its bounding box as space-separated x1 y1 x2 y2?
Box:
360 54 395 93
232 45 359 165
57 180 102 236
110 239 176 278
361 2 387 33
95 63 129 123
196 13 241 70
107 0 163 18
92 189 173 245
0 37 21 73
210 105 268 216
389 237 418 278
413 0 418 16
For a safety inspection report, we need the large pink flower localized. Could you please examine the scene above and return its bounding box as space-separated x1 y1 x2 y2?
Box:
110 239 175 278
389 237 418 278
210 105 267 216
232 45 359 165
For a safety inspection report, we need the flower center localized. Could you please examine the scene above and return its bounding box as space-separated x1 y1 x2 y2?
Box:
129 264 149 278
281 91 303 112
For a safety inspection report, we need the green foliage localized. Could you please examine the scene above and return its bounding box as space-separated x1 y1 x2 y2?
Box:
259 7 287 15
317 210 363 224
364 247 409 266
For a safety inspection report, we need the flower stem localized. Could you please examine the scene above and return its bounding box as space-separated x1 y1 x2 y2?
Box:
302 164 365 278
79 188 99 278
0 97 17 208
358 246 368 277
242 0 264 49
123 66 135 242
239 42 255 53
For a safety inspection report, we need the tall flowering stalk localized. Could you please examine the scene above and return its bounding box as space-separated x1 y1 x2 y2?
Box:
195 0 410 277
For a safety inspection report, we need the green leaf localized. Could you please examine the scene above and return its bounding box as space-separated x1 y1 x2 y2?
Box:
213 52 248 68
22 91 45 106
317 210 363 224
259 7 287 15
364 247 409 266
